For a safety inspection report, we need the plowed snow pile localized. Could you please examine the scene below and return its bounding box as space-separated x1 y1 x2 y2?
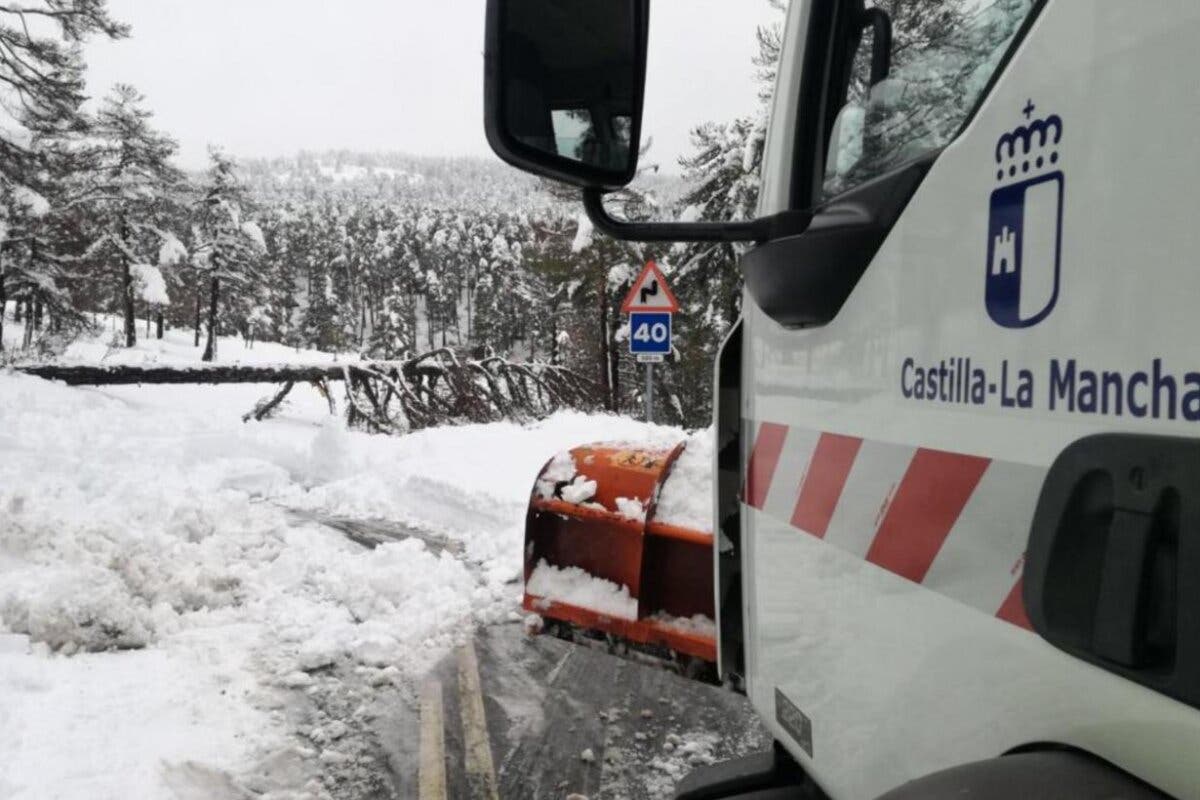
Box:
0 371 709 798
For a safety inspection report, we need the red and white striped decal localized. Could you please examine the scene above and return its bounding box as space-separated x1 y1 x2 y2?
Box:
745 422 789 510
744 420 1039 630
790 433 862 539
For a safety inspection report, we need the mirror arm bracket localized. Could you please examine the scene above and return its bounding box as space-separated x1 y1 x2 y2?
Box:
582 188 794 243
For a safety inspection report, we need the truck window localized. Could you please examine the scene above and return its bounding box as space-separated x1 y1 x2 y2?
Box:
823 0 1037 200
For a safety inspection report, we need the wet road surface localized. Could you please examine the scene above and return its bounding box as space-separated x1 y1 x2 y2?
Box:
421 623 769 800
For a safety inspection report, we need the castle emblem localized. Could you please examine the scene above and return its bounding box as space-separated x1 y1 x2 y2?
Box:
985 101 1064 328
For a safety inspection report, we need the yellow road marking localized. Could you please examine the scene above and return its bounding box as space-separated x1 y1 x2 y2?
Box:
457 641 499 800
418 678 447 800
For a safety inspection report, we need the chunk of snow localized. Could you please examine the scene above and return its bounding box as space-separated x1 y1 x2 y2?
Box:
241 221 267 252
560 474 597 504
571 213 594 253
158 233 188 266
607 263 635 293
278 670 313 689
130 263 170 305
526 560 637 620
742 118 766 173
543 450 577 483
579 748 596 763
296 635 339 671
12 185 49 217
1 565 155 652
649 731 722 791
536 449 578 499
614 496 646 522
650 612 716 638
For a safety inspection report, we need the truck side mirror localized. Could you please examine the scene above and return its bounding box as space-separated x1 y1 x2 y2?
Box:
484 0 649 190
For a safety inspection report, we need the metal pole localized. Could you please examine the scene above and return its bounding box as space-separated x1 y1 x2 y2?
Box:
645 362 654 423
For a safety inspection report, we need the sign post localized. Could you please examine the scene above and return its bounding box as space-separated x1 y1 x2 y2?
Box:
621 261 679 423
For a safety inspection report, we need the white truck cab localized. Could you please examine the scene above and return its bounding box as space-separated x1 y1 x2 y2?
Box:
483 1 1200 797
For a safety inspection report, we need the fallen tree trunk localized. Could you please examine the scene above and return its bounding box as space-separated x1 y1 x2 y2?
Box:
15 353 601 434
16 363 354 386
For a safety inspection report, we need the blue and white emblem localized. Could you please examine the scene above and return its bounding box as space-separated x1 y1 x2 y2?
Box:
986 101 1064 328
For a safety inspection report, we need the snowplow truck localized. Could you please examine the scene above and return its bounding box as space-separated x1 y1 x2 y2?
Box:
486 1 1200 798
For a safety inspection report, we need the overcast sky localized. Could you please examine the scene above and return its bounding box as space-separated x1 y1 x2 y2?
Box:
82 1 783 172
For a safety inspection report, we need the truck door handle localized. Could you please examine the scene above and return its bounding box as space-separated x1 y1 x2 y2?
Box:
1092 507 1156 666
1025 434 1194 708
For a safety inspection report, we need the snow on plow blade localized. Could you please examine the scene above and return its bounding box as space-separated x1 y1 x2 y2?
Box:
523 442 716 671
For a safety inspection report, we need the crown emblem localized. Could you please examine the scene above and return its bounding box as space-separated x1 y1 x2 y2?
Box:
984 100 1065 330
994 100 1062 186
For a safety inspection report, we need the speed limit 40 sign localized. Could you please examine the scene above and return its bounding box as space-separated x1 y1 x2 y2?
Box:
629 311 672 356
622 261 678 361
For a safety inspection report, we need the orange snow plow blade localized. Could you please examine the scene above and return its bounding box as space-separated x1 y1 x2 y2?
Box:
523 442 716 670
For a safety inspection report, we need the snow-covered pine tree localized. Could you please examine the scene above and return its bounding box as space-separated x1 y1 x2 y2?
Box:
0 173 58 351
667 0 784 425
0 1 127 181
299 200 347 353
537 194 646 413
153 230 188 338
192 149 267 361
84 84 186 347
0 1 126 352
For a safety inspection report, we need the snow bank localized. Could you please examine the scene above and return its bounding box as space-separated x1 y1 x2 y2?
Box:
526 559 637 620
1 566 156 652
283 410 693 576
0 629 270 799
0 371 711 796
0 375 481 796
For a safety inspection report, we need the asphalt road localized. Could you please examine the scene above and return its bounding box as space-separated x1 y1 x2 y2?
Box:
420 622 769 800
294 507 769 800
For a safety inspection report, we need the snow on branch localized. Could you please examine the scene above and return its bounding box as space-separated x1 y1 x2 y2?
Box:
129 263 169 305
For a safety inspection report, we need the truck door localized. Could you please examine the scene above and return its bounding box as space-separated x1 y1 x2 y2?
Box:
740 1 1200 797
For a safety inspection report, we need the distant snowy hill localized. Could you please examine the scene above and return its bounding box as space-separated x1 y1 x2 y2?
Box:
239 151 558 213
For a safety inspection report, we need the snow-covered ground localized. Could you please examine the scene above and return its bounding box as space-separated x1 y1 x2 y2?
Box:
0 355 709 797
1 303 359 367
